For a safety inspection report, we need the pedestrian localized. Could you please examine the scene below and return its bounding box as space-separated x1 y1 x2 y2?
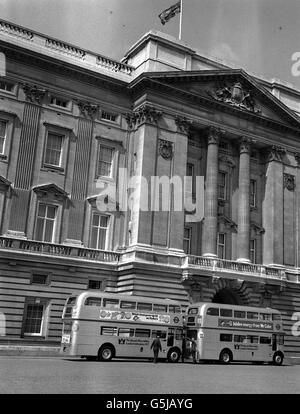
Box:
191 337 198 364
151 334 162 363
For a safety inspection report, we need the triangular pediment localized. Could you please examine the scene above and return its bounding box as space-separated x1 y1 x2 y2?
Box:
134 69 300 131
33 183 69 198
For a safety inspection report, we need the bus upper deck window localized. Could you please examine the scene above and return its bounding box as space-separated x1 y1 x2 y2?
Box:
247 312 259 320
207 307 219 316
168 305 181 313
234 310 246 318
153 304 167 312
84 297 102 306
67 297 77 305
103 298 120 309
137 303 152 311
259 313 272 321
220 309 232 317
188 308 198 315
272 314 281 321
120 301 136 310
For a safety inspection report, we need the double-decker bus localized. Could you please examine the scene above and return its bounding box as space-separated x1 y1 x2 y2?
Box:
61 291 184 362
184 302 285 365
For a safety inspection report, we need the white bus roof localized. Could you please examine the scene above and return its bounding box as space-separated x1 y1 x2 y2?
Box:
187 302 281 314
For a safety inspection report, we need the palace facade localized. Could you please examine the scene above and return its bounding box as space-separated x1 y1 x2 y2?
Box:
0 19 300 357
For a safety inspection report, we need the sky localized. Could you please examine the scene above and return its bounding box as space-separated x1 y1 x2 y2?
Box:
0 0 300 88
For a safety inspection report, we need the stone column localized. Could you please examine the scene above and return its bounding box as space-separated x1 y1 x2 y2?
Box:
237 137 251 262
202 127 221 257
262 146 285 265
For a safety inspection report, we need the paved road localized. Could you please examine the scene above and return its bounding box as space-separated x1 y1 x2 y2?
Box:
0 356 299 394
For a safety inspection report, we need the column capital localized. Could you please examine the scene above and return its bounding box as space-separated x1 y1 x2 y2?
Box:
125 104 162 129
266 145 286 162
239 137 252 154
207 126 223 145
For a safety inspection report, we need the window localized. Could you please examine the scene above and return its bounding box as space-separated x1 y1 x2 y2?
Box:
118 328 134 337
135 329 150 338
103 298 119 309
44 132 63 167
220 309 232 317
67 297 77 305
35 203 57 243
247 312 259 320
218 172 227 200
120 301 136 310
84 297 102 307
183 227 192 254
207 307 219 316
22 299 48 337
168 305 181 314
88 280 102 290
234 310 246 319
50 96 69 109
31 274 48 285
0 120 6 154
259 313 272 321
250 180 257 207
0 80 14 92
260 336 271 344
234 335 247 343
220 334 232 342
137 303 152 311
217 233 226 259
151 330 167 339
250 239 256 263
101 326 117 336
175 328 183 340
247 335 259 344
101 110 118 123
272 314 281 321
188 308 198 315
90 213 109 250
96 145 114 177
153 304 167 312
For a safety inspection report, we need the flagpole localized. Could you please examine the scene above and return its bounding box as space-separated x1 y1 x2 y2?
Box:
179 0 183 40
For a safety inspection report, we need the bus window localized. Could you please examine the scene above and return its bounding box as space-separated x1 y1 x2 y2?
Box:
135 329 151 337
247 335 259 344
120 301 136 310
247 312 259 320
220 309 232 317
234 335 247 343
175 328 183 340
169 305 181 313
153 304 167 312
260 336 271 344
186 330 197 340
103 298 119 309
272 314 281 321
188 308 198 315
234 310 246 318
151 330 167 339
259 313 271 321
118 328 134 337
67 297 77 305
220 334 232 342
279 334 284 345
84 297 102 306
137 303 152 311
101 327 118 336
207 307 219 316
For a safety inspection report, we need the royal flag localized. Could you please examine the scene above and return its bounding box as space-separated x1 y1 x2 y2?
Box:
158 1 181 25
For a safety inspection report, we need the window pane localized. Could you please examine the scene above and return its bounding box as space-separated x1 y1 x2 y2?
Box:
44 219 54 242
47 206 56 219
100 215 108 227
137 303 152 311
97 145 114 177
101 327 117 336
35 217 44 241
88 280 102 290
247 312 259 320
85 297 102 306
188 308 198 315
120 301 136 310
220 309 232 317
234 310 246 318
118 328 134 337
207 307 219 316
24 304 44 334
169 305 181 313
38 203 46 217
92 214 100 226
260 336 271 344
32 274 48 285
153 304 167 312
103 298 119 308
45 133 63 166
151 330 167 339
97 228 106 250
220 334 232 342
90 227 98 249
135 329 150 338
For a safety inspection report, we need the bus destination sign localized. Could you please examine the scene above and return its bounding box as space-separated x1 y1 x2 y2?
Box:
218 319 273 330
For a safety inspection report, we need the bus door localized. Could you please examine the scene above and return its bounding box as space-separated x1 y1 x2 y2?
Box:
272 333 284 352
167 328 175 347
272 334 277 351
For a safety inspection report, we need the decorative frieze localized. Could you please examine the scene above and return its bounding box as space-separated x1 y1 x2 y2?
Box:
22 83 47 104
158 139 173 160
207 81 261 114
284 173 296 191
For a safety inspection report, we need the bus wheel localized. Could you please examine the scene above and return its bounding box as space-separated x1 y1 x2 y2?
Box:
273 352 284 366
219 349 232 364
167 347 181 363
98 344 114 362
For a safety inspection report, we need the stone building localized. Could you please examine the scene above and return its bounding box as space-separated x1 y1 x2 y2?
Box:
0 19 300 357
